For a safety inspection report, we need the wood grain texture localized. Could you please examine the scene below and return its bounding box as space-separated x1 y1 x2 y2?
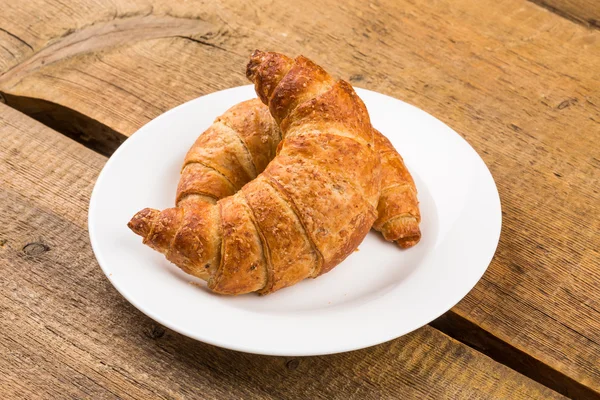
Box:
528 0 600 27
431 311 599 400
0 15 215 88
0 0 599 395
0 1 227 75
0 103 564 399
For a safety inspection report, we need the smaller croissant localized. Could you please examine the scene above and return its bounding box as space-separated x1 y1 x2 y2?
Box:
373 132 421 247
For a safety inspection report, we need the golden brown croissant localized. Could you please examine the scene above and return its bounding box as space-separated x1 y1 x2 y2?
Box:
178 100 420 247
129 51 381 295
176 99 281 207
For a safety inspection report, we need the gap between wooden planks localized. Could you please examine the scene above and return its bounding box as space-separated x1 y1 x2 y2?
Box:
0 102 565 399
0 0 599 397
527 0 600 28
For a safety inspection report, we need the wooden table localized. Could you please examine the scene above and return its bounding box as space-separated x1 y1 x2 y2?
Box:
1 0 598 398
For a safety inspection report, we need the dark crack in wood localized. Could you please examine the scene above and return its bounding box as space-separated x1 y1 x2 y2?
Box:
527 0 600 29
0 27 33 51
2 92 127 157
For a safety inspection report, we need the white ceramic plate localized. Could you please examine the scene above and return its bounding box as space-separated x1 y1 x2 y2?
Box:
89 85 501 356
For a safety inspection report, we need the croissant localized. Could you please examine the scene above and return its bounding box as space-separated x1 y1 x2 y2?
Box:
178 99 420 246
129 51 381 295
372 132 421 247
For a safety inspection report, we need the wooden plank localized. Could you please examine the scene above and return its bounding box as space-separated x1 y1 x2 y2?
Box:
529 0 600 27
0 0 599 395
0 1 227 75
0 103 564 399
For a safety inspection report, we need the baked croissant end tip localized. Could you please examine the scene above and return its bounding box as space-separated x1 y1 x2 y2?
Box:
246 49 267 81
397 219 421 248
128 208 159 237
397 236 421 249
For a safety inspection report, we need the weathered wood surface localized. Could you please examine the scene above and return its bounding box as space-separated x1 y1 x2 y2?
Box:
0 103 565 399
1 0 599 396
1 0 600 396
531 0 600 27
